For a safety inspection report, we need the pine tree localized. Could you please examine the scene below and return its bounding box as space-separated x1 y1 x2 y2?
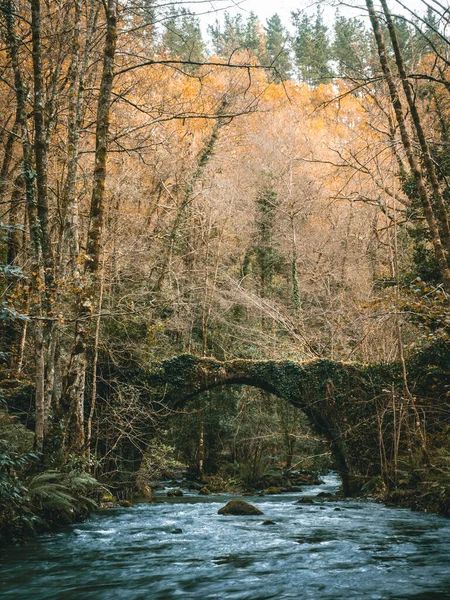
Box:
161 8 205 64
264 13 292 83
292 8 332 85
253 183 281 296
332 14 370 77
244 11 261 54
139 0 155 27
421 6 443 57
208 12 246 58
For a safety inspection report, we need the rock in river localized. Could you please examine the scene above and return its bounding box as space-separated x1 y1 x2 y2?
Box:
263 487 281 495
167 489 183 497
296 496 315 504
218 500 263 516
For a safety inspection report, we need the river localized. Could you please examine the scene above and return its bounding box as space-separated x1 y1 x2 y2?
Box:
1 474 450 599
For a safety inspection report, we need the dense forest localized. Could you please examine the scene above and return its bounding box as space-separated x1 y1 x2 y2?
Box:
1 0 450 545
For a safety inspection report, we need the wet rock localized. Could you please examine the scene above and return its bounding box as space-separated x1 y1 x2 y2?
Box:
171 528 183 534
262 520 276 525
334 507 342 511
289 471 323 486
317 492 334 499
186 482 203 491
119 500 133 508
149 483 165 491
290 487 303 493
101 493 115 503
296 496 314 504
218 500 263 516
258 468 285 489
167 489 183 497
199 487 211 495
263 487 281 495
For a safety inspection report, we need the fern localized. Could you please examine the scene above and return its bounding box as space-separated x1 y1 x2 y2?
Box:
26 470 101 525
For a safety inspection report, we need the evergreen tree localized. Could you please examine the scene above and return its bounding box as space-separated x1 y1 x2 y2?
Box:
161 8 205 64
244 12 261 53
372 15 417 71
139 0 156 27
208 12 246 58
264 13 292 82
332 14 370 77
292 8 332 85
253 183 281 296
422 6 444 56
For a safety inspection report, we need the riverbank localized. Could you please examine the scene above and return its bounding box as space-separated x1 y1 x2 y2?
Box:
381 484 450 517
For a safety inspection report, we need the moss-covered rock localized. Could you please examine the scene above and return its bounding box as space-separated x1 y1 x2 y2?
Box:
263 487 281 495
101 492 115 503
218 499 263 515
199 487 211 495
296 496 314 504
119 500 133 507
167 488 183 497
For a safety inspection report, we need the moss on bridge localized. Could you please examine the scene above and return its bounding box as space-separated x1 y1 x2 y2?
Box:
143 340 450 495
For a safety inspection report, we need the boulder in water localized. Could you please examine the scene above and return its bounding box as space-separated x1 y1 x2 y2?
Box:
171 528 183 534
199 487 211 495
317 492 334 500
263 487 281 495
187 482 203 491
218 500 263 516
167 489 183 497
296 496 314 504
119 500 133 508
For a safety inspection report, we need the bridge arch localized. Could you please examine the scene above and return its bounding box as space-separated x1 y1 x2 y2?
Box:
145 354 397 494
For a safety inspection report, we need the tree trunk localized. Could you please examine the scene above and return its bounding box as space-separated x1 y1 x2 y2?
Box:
63 0 118 454
380 0 450 255
365 0 450 290
4 0 48 453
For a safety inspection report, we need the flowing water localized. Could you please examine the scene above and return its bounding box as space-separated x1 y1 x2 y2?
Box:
1 474 450 600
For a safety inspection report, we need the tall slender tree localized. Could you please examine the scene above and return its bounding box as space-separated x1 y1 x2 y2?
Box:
264 14 292 83
292 8 332 85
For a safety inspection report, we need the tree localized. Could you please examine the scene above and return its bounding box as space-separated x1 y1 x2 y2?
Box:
252 181 282 300
292 8 332 85
208 12 246 58
63 0 119 453
244 12 263 56
161 8 205 64
264 14 292 83
333 14 370 78
365 0 450 290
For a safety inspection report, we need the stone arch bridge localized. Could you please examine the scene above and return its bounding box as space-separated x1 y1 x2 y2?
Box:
144 354 402 495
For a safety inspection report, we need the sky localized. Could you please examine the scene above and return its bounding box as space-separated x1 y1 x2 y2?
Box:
184 0 434 34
